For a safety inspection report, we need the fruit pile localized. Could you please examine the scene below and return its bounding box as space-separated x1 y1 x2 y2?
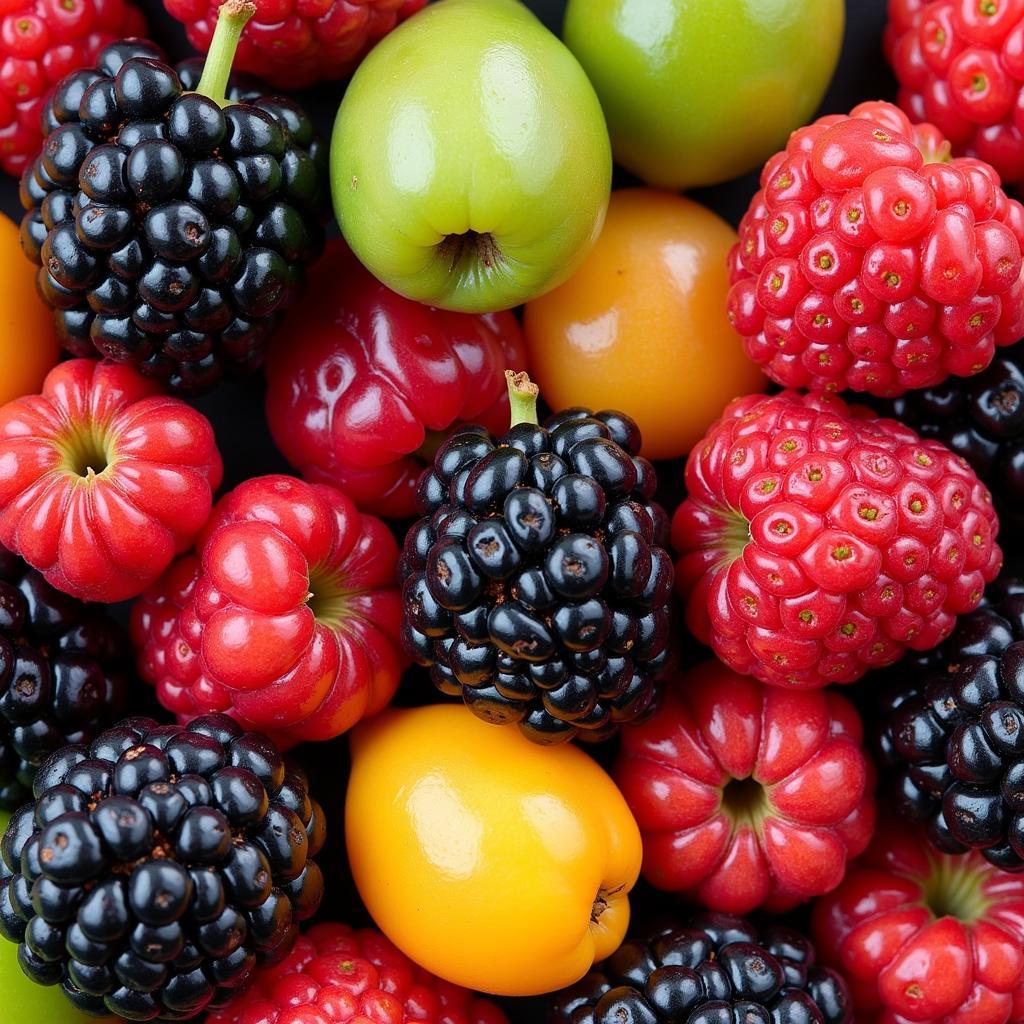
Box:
12 1 1024 1024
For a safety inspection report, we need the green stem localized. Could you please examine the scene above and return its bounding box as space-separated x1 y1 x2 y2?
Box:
506 370 539 428
194 0 256 108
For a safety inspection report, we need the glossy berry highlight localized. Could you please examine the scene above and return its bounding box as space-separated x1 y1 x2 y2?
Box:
727 99 1024 396
672 390 1002 688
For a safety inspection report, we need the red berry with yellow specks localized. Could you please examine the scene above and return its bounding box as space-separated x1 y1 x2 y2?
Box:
164 0 426 90
205 922 508 1024
615 661 875 914
672 390 1002 688
728 99 1024 396
132 474 406 745
813 817 1024 1024
0 0 146 177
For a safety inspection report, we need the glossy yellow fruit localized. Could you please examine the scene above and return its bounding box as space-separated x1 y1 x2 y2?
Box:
346 705 642 995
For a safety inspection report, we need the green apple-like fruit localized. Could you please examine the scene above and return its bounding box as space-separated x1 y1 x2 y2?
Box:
0 811 116 1023
331 0 612 313
563 0 845 190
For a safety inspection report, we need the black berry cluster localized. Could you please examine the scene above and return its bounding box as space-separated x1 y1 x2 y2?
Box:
550 914 851 1024
0 714 325 1020
19 5 325 396
877 576 1024 869
400 374 673 744
874 342 1024 534
0 544 125 810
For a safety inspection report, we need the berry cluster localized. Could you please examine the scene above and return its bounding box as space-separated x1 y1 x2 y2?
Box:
19 9 325 395
0 714 325 1019
727 100 1024 396
401 374 673 744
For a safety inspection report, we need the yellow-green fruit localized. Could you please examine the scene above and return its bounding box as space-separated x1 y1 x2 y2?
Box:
0 811 116 1023
563 0 845 189
331 0 612 314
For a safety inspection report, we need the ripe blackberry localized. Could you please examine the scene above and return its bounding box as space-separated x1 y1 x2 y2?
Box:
19 0 325 396
0 713 325 1020
877 574 1024 869
549 913 851 1024
0 543 125 811
875 341 1024 533
400 371 673 745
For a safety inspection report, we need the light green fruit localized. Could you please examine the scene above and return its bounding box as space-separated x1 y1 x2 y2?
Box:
563 0 845 190
331 0 612 314
0 811 115 1023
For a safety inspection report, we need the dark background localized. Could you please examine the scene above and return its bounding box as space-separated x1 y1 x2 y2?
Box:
1 0 895 1018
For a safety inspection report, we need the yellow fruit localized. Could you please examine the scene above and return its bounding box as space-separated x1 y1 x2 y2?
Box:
345 705 642 995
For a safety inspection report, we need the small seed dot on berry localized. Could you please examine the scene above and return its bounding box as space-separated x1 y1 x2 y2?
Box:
924 589 936 600
772 520 793 535
971 73 988 93
775 174 793 189
731 448 747 464
943 266 960 281
952 493 964 508
771 218 785 234
980 0 997 14
818 352 832 365
742 596 757 613
813 314 828 326
769 275 783 291
744 240 755 254
881 585 894 600
851 298 864 312
934 28 946 43
971 589 982 602
915 452 932 466
840 623 856 636
973 533 984 546
904 555 917 566
859 506 878 521
818 254 833 270
832 545 852 560
847 209 861 223
909 499 924 513
883 271 901 287
759 479 777 493
949 547 959 561
871 642 886 654
781 440 797 452
807 467 823 481
873 130 891 141
799 609 814 623
768 573 781 584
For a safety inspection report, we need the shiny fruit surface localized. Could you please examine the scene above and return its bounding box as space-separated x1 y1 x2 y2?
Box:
524 189 766 461
345 704 642 996
563 0 845 189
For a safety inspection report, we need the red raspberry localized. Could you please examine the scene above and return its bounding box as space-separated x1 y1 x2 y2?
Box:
886 0 1024 188
615 661 875 914
265 241 527 519
164 0 426 90
206 922 508 1024
812 817 1024 1024
0 0 145 176
131 474 407 744
727 99 1024 396
0 358 221 602
671 390 1002 688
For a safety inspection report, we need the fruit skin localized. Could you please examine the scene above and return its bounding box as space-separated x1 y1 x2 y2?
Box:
615 661 875 914
0 212 60 406
886 0 1024 188
401 395 673 745
812 817 1024 1024
562 0 844 191
550 913 852 1024
672 389 1002 689
0 542 126 810
727 100 1024 397
0 713 326 1020
0 0 146 178
331 0 611 314
132 474 406 745
165 0 426 90
872 340 1024 532
205 922 509 1024
0 358 222 603
345 704 642 997
265 240 528 519
523 190 767 462
876 575 1024 870
20 38 326 395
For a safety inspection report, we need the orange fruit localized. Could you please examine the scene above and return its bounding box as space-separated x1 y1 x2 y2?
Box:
0 212 60 406
523 188 766 461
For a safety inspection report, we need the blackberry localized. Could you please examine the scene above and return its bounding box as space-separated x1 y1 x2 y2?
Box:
19 0 325 396
877 575 1024 869
874 342 1024 533
0 714 325 1020
549 913 851 1024
0 543 125 811
400 371 673 745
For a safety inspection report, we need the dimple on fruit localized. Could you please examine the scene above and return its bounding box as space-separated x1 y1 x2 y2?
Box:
265 240 527 519
615 661 874 914
728 100 1024 396
0 358 222 603
345 704 642 996
672 389 1002 688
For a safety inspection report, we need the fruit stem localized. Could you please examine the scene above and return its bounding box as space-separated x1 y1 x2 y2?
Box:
506 370 539 428
194 0 255 109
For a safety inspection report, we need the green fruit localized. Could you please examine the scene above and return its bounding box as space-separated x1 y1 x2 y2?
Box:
331 0 612 314
563 0 845 190
0 811 115 1024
